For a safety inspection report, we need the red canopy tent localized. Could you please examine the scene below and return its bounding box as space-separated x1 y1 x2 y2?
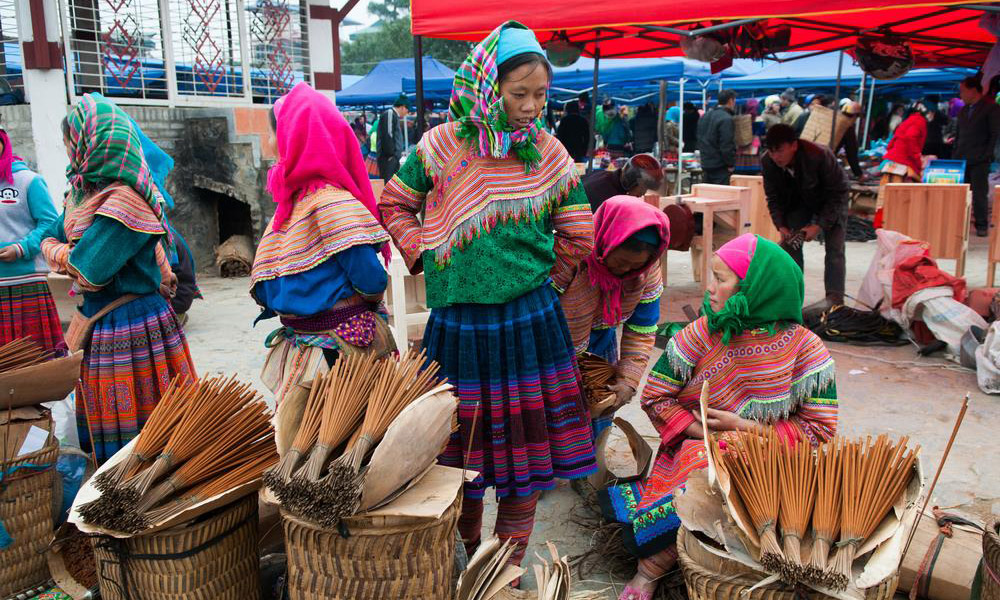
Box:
410 1 997 68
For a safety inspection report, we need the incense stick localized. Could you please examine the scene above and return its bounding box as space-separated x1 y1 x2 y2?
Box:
900 394 968 561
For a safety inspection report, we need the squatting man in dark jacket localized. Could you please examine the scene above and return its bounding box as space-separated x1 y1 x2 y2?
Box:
761 124 850 305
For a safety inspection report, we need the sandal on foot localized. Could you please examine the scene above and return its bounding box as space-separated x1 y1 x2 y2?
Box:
618 585 654 600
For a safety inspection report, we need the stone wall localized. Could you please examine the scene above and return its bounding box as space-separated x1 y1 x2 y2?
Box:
0 103 275 272
0 105 38 166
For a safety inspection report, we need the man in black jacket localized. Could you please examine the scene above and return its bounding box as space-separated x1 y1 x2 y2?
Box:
377 94 409 182
954 75 1000 236
697 90 736 185
630 103 658 154
762 124 850 304
556 101 590 162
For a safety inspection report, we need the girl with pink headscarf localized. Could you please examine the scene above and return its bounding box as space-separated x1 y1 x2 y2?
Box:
556 195 669 437
0 128 65 353
251 83 396 403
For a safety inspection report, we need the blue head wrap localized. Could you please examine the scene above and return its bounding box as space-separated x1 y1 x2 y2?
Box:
497 27 544 65
666 106 681 123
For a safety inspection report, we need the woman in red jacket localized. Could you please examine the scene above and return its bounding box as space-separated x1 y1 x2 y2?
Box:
876 104 928 227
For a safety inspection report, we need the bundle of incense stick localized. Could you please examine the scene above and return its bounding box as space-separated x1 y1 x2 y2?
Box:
270 353 376 518
94 377 191 491
262 368 330 495
0 337 51 373
827 435 918 590
713 432 917 590
714 429 784 568
78 374 277 533
578 353 617 407
274 350 442 527
777 438 816 579
807 438 843 579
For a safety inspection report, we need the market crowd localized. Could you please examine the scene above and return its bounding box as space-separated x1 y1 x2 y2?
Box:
2 18 996 600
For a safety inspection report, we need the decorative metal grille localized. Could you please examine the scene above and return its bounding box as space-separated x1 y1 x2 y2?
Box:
168 0 246 98
0 0 24 102
247 0 307 104
63 0 168 99
60 0 309 105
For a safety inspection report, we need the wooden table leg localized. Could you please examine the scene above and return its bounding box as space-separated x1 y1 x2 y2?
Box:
702 208 714 290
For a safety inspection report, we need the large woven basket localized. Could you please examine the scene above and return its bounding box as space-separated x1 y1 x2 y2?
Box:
677 527 900 600
984 520 1000 600
283 492 461 600
0 441 59 597
91 493 260 600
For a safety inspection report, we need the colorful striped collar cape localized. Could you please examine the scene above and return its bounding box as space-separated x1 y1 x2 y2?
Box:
251 186 390 285
65 184 165 243
415 121 577 267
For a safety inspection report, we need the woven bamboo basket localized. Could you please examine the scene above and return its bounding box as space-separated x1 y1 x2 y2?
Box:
283 492 461 600
91 493 260 600
677 527 900 600
984 520 1000 600
0 441 59 597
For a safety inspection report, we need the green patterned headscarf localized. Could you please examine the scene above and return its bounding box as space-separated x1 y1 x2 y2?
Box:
64 93 159 213
703 234 804 344
449 21 547 170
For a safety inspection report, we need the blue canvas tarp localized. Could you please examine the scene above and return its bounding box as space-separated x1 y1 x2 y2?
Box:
337 57 455 106
722 52 972 94
402 56 727 104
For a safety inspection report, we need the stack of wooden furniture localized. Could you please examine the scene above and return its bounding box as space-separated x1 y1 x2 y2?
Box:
657 184 752 289
881 183 970 277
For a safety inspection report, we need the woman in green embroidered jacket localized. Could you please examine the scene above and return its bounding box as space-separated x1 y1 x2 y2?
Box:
378 21 597 570
41 94 195 464
600 234 838 600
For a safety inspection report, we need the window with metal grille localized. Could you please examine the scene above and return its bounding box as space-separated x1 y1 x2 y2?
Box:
0 0 25 103
59 0 309 105
247 0 308 104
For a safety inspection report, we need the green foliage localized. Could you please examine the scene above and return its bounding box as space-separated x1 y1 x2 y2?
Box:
341 0 473 76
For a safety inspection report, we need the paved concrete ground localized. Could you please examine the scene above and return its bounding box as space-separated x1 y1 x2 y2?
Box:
182 234 998 596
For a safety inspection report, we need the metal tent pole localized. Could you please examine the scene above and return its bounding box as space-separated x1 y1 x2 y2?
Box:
677 77 686 194
856 73 866 137
413 36 426 140
863 77 877 149
658 80 667 157
829 50 844 147
702 84 708 111
588 45 601 172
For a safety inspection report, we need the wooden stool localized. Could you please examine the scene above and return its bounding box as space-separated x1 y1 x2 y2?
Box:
989 186 1000 286
386 247 431 352
660 184 751 289
730 175 780 243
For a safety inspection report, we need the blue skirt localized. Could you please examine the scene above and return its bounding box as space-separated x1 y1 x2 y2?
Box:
424 284 597 499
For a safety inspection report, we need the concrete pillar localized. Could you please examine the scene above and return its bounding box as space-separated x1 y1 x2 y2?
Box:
306 0 336 101
17 0 69 201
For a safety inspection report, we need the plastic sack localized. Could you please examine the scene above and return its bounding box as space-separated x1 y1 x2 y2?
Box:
976 321 1000 394
43 390 80 449
56 451 89 525
856 229 927 322
902 287 988 359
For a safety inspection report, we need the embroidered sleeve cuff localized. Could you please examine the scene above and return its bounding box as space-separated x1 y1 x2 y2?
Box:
625 322 658 335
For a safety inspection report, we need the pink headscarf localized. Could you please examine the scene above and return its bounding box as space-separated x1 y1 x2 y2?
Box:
0 130 20 185
716 233 758 279
267 82 389 263
584 196 670 324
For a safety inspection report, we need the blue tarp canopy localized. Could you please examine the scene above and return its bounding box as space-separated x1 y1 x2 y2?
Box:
337 57 455 106
722 52 972 94
403 57 731 104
